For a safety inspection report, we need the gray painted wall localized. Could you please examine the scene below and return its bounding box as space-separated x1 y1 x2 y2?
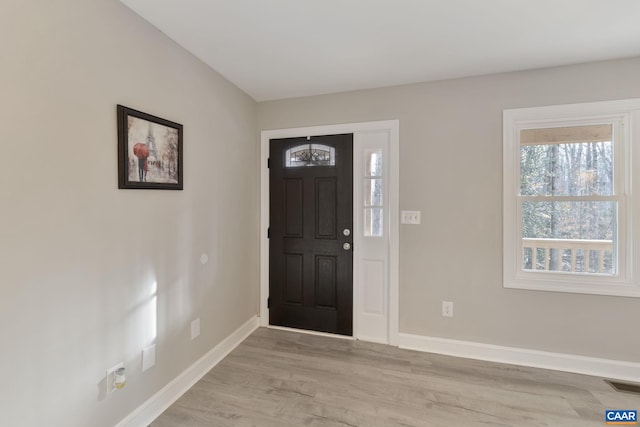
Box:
3 0 639 424
258 57 640 363
0 1 258 426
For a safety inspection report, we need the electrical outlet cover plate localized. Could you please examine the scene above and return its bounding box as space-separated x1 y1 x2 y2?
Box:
106 362 124 394
191 318 201 340
142 344 156 372
442 301 453 317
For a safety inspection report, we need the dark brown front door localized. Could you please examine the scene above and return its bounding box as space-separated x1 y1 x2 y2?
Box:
269 134 353 336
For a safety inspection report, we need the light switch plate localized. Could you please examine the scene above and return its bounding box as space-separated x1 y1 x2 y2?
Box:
401 210 421 224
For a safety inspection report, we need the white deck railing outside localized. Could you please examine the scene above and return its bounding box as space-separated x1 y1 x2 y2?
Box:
522 238 613 273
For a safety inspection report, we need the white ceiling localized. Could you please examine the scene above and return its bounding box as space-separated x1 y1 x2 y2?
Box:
120 0 640 101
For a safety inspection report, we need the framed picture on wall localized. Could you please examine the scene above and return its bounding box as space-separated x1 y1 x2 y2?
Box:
117 105 183 190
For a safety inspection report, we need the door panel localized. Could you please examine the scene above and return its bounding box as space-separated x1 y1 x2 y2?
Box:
284 254 303 304
316 178 337 238
269 134 353 335
316 255 337 309
284 179 303 237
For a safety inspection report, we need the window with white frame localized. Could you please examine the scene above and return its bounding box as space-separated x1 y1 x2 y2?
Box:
364 149 383 237
503 99 640 297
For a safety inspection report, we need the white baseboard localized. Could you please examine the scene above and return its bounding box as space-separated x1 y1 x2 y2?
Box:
399 333 640 383
116 315 260 427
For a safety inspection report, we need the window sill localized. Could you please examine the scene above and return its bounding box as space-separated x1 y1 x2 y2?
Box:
504 276 640 298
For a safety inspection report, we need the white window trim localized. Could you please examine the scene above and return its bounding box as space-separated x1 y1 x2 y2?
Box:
503 99 640 298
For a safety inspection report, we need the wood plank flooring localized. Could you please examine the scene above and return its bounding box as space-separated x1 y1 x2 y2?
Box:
152 328 639 426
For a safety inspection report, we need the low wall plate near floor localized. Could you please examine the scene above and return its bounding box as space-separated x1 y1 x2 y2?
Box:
115 316 259 427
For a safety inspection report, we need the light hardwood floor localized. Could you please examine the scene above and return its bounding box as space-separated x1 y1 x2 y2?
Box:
152 328 639 426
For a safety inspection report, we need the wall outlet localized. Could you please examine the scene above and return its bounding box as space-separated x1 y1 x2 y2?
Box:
142 344 156 372
106 362 124 394
442 301 453 317
191 318 201 340
401 210 421 224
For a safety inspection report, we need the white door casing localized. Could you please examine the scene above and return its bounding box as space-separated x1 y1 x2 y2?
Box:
260 120 399 345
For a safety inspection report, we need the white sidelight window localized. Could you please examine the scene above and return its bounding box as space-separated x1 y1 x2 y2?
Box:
503 99 640 297
364 149 383 237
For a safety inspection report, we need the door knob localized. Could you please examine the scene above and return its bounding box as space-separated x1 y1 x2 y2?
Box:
343 228 351 236
343 243 351 250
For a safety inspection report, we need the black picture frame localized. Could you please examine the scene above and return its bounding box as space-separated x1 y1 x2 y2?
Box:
117 105 183 190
